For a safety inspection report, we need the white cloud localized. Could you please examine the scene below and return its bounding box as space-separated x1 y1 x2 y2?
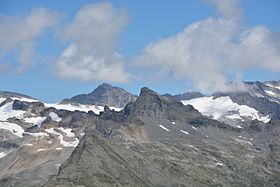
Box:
207 0 243 19
0 8 59 72
55 2 130 83
135 17 280 93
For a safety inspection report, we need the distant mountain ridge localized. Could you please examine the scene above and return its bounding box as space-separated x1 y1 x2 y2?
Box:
163 92 204 101
0 81 280 186
0 91 37 101
61 83 137 108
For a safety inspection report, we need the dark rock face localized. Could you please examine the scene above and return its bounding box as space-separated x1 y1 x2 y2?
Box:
12 100 45 114
61 83 137 108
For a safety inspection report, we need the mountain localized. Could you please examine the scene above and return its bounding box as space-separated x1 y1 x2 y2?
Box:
44 87 280 187
174 81 280 127
0 82 280 186
61 83 137 108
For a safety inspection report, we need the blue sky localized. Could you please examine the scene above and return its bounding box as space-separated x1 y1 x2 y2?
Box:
0 0 280 102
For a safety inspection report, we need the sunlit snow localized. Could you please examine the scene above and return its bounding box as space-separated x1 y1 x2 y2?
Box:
49 112 61 122
180 130 189 135
0 152 7 158
159 125 170 131
0 102 25 121
182 96 270 123
45 128 79 147
0 121 24 137
45 103 122 115
24 116 46 127
265 90 275 96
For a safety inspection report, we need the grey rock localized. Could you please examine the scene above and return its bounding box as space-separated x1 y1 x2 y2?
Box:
61 83 137 108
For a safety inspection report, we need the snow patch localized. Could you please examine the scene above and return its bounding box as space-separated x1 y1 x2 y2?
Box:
57 127 75 137
0 97 6 104
45 103 122 115
180 130 189 135
159 125 170 132
10 97 38 103
24 143 33 146
0 152 7 158
182 96 270 123
216 162 223 166
0 121 24 137
56 147 63 150
37 149 46 152
0 102 25 121
265 90 275 96
171 121 175 124
49 112 61 122
24 116 46 127
235 138 253 146
45 128 79 147
191 126 197 131
26 132 49 139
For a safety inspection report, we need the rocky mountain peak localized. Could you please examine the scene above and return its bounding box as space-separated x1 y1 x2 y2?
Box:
90 83 114 94
61 83 137 108
139 87 157 96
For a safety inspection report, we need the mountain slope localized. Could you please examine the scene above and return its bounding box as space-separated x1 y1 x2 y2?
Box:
61 83 137 108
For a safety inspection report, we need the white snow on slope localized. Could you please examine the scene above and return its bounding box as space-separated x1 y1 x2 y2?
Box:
45 103 122 115
24 116 46 127
182 96 270 123
45 128 79 147
265 90 275 96
26 131 49 138
191 126 197 131
0 152 7 159
0 121 24 137
0 97 6 104
49 112 61 122
10 97 38 102
180 130 189 135
265 84 280 91
57 127 75 137
0 102 25 121
37 149 46 152
159 125 170 131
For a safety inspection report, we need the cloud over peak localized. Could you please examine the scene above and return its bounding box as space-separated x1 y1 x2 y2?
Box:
135 17 280 93
55 2 130 83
